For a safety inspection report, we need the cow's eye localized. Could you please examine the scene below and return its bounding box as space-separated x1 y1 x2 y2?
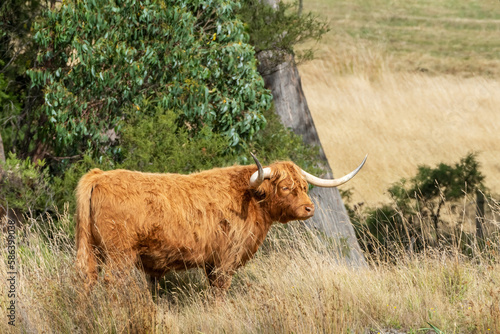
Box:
282 186 289 191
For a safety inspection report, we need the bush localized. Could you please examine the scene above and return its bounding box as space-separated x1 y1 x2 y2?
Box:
51 154 108 219
352 153 488 258
238 0 329 72
0 153 54 221
248 105 323 175
119 106 235 174
27 0 271 169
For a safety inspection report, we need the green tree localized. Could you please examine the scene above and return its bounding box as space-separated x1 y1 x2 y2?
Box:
27 0 271 170
0 153 54 220
351 153 486 260
238 0 329 74
388 153 484 242
354 153 486 255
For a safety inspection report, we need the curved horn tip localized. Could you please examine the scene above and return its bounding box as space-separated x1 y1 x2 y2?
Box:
361 154 368 166
302 154 368 188
250 152 262 168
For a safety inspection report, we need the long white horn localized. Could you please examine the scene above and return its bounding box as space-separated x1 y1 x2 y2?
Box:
249 153 272 188
302 155 367 187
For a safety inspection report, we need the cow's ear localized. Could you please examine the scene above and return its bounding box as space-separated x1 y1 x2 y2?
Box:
250 182 268 201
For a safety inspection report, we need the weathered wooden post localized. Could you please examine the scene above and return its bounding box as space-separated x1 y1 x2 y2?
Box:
475 190 485 241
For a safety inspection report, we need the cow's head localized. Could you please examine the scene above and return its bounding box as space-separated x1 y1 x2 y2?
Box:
249 153 367 224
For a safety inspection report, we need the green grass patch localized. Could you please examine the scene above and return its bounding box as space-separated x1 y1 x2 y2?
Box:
304 0 500 76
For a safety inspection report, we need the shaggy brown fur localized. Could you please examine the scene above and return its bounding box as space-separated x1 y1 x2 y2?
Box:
75 161 314 291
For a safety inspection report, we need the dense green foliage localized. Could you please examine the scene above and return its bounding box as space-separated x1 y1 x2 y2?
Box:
353 153 486 255
0 0 43 154
120 108 231 174
27 0 271 165
0 65 21 119
248 104 321 173
0 0 41 70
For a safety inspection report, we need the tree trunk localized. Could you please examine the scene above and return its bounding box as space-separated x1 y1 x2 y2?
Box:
257 53 366 266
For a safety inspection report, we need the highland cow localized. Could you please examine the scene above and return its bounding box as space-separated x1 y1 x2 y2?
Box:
75 154 366 290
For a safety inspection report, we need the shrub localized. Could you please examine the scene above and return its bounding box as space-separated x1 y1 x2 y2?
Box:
238 0 329 72
387 153 485 242
119 106 235 174
248 105 323 175
353 153 488 258
0 153 54 221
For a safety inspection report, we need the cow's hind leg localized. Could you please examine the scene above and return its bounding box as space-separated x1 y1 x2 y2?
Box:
75 244 99 292
103 249 139 287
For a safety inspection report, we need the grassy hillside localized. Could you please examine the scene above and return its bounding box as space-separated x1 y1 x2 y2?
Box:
299 0 500 205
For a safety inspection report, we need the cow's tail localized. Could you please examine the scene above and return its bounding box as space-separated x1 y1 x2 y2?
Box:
75 169 102 289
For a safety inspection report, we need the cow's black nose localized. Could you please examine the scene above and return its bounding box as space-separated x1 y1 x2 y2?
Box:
305 206 315 215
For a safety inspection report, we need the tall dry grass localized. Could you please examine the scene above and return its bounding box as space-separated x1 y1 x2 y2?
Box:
298 0 500 206
1 204 499 333
301 66 500 206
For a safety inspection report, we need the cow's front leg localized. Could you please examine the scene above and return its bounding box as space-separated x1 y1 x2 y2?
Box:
204 263 233 293
147 275 161 300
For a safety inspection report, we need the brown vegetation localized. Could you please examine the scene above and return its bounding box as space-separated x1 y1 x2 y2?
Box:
1 207 499 333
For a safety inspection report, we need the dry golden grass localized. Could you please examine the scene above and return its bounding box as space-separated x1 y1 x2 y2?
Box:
1 209 499 333
298 0 500 206
302 65 500 206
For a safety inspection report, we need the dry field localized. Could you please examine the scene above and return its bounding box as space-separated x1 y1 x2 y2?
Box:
299 0 500 206
1 212 499 333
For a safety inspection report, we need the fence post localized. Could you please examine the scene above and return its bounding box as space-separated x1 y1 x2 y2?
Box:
475 190 485 240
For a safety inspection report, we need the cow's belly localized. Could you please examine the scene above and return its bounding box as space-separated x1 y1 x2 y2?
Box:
133 217 264 278
138 243 208 277
140 254 200 277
